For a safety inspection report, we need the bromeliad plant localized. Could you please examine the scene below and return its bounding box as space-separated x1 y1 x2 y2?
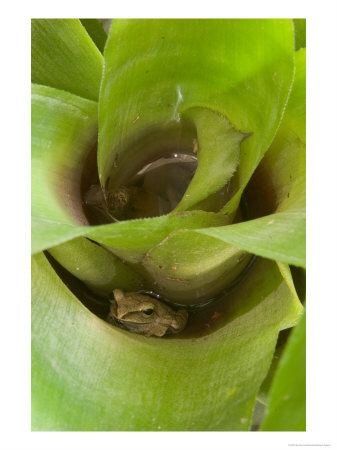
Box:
31 18 306 431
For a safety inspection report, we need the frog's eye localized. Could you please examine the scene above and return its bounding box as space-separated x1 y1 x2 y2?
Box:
143 308 154 316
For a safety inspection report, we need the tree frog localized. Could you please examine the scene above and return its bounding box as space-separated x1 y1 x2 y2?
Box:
107 289 188 337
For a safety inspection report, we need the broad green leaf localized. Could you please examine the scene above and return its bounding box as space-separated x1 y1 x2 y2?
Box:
32 19 103 101
139 210 304 304
196 209 306 268
32 252 302 431
260 310 306 431
80 19 107 53
174 108 245 212
32 217 93 255
247 49 306 215
86 211 229 262
196 50 306 273
98 19 295 215
48 237 144 294
33 210 229 258
142 229 250 304
31 84 97 253
247 132 305 215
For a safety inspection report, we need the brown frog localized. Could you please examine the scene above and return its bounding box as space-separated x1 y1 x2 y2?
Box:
107 289 188 337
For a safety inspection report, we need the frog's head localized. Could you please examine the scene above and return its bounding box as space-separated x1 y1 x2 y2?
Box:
110 289 188 337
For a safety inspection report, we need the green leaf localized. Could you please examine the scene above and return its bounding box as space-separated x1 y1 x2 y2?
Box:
137 208 304 304
86 211 229 262
260 310 306 431
32 19 103 101
201 50 306 272
196 209 306 268
174 108 245 211
32 217 92 255
48 237 144 294
142 228 250 304
32 252 302 431
80 19 107 53
248 49 305 215
31 84 97 253
98 19 295 216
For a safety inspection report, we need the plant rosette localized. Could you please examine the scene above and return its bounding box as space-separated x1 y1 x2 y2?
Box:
31 19 306 431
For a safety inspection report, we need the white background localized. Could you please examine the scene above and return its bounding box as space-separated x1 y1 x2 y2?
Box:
1 0 336 449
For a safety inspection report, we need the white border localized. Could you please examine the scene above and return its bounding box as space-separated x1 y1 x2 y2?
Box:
1 1 337 449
